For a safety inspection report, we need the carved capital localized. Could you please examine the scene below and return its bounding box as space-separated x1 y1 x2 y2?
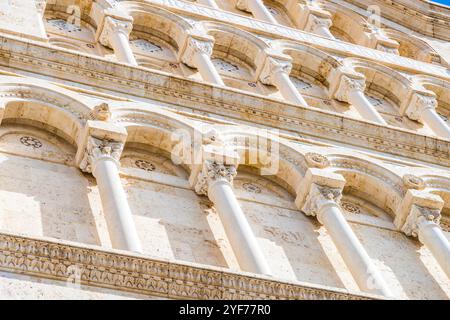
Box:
79 136 124 173
194 160 237 196
99 16 133 48
305 14 332 33
301 183 342 222
376 43 400 55
259 56 292 85
181 37 214 68
404 93 437 123
334 75 366 102
402 205 441 237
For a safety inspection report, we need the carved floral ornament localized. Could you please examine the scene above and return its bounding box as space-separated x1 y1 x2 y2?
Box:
79 137 124 173
194 160 237 196
302 183 343 220
334 75 366 102
405 93 438 122
402 174 425 190
304 152 330 169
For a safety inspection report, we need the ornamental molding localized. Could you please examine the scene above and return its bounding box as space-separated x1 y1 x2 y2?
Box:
133 0 450 80
0 39 448 168
79 136 124 173
259 56 292 86
0 232 376 300
194 160 237 196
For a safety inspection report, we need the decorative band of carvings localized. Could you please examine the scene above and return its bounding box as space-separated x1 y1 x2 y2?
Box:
0 232 375 300
0 39 448 167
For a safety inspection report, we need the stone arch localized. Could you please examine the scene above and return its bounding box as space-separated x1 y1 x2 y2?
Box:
275 40 342 110
413 75 450 123
342 58 421 129
327 154 405 217
0 79 91 147
119 2 194 53
321 2 368 44
201 21 270 81
112 106 233 268
384 29 444 65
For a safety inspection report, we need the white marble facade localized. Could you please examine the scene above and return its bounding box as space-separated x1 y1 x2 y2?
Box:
0 0 448 300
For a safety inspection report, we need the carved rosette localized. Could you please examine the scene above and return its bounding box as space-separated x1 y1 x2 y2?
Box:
181 37 214 68
334 75 366 102
79 136 124 173
88 103 111 121
403 174 425 190
405 93 437 123
401 205 441 237
99 16 134 48
305 14 332 33
305 153 330 169
259 57 293 86
194 160 237 196
302 183 342 222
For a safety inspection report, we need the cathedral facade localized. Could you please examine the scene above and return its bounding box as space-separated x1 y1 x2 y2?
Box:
0 0 448 300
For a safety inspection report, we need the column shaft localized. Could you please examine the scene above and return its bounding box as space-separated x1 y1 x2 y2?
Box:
193 51 225 86
319 203 393 297
110 31 138 66
93 157 142 253
248 0 278 24
209 180 271 275
418 221 450 277
273 71 308 106
421 108 450 139
348 90 387 125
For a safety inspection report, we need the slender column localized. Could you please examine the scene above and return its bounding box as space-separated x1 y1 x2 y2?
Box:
335 75 387 125
236 0 278 24
99 16 137 66
194 160 271 275
396 189 450 278
197 0 220 9
181 37 224 86
80 137 142 253
404 93 450 139
260 56 308 106
296 169 393 297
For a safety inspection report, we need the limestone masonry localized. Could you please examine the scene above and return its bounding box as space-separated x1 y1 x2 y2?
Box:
0 0 448 300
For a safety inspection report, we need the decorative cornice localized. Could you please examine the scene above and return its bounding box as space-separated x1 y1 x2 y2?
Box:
0 232 376 300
